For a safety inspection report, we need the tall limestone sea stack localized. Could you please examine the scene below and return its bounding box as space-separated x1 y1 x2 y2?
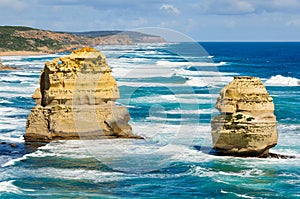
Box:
211 76 278 157
25 47 141 142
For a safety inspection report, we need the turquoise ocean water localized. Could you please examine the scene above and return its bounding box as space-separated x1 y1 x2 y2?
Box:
0 42 299 198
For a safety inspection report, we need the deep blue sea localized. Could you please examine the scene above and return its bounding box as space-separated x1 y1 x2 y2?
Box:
0 42 299 198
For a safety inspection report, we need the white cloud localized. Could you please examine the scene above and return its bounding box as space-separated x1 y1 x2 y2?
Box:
160 4 180 15
219 0 255 14
254 0 300 13
273 0 300 9
131 18 148 27
192 0 255 15
0 0 26 10
192 0 300 15
0 0 299 41
227 20 237 28
287 18 300 26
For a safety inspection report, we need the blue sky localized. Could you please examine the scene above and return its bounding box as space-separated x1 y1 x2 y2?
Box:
1 0 300 41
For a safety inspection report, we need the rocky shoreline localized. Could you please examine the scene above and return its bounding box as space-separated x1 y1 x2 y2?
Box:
0 26 166 54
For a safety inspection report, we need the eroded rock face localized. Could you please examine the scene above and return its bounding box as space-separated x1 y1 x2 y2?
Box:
211 76 278 157
25 47 141 142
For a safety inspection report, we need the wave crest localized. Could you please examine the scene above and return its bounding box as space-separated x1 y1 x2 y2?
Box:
265 75 300 86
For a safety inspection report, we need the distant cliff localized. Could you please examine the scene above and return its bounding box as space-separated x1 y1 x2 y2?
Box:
0 26 166 54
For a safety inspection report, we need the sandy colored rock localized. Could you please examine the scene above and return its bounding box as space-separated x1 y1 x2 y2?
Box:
211 76 278 157
0 60 17 70
25 47 141 142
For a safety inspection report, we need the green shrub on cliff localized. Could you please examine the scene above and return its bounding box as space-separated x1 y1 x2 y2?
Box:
0 26 63 52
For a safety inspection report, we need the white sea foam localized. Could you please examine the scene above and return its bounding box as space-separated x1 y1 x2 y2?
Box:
0 85 36 93
218 168 265 178
1 56 23 61
269 149 300 158
276 124 300 147
165 93 218 98
112 67 174 78
1 54 58 70
220 189 262 199
1 54 57 61
165 108 216 115
0 107 29 116
144 50 164 55
278 124 300 131
0 75 36 84
183 76 233 87
117 81 188 87
143 107 215 117
0 99 12 104
36 140 94 159
185 77 208 87
131 121 209 134
0 118 25 127
156 60 226 68
186 165 219 177
188 61 227 67
132 94 213 104
1 141 91 168
0 116 27 130
0 92 33 98
11 167 133 183
4 62 44 67
265 75 300 86
1 150 56 167
0 180 22 194
9 71 40 77
236 155 300 168
156 60 190 67
1 135 204 173
175 68 238 77
118 78 224 87
118 57 151 63
0 134 24 143
146 116 189 122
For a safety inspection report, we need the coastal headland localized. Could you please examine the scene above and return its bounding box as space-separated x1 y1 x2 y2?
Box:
0 26 166 56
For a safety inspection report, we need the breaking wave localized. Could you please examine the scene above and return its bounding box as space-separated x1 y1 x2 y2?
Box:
265 75 300 86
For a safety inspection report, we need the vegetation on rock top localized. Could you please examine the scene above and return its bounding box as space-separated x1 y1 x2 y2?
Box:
0 26 166 53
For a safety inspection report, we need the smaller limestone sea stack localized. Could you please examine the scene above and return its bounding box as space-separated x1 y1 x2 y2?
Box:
25 47 141 142
211 76 278 157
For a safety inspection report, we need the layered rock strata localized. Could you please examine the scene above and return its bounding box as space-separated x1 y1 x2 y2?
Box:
25 47 141 142
211 76 278 157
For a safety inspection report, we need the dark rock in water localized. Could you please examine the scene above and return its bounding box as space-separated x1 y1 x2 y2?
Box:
211 76 278 157
1 142 6 145
193 145 296 159
24 47 142 142
261 153 295 159
10 143 17 148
